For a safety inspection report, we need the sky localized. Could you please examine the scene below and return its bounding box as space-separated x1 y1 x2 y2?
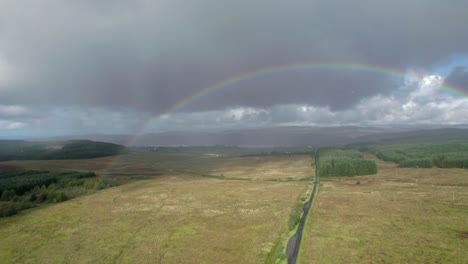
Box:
1 0 468 139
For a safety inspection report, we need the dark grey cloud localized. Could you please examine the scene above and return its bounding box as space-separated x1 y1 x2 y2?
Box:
188 70 398 111
1 0 468 115
444 66 468 93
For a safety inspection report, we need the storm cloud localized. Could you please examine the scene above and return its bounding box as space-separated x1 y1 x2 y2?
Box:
445 66 468 94
0 1 468 136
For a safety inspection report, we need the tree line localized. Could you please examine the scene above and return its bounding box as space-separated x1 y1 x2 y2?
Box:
0 140 125 161
368 144 468 169
317 148 378 177
0 170 118 217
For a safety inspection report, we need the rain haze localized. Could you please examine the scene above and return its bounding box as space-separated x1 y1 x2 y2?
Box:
1 0 468 140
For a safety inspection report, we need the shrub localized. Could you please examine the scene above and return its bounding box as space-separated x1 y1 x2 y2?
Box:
1 190 16 201
94 179 118 191
288 202 304 231
36 192 47 203
0 204 17 217
56 192 68 202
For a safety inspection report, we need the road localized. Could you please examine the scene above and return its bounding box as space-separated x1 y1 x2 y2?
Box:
286 149 318 264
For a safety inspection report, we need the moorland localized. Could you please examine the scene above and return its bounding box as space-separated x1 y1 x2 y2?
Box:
0 140 467 263
0 146 314 263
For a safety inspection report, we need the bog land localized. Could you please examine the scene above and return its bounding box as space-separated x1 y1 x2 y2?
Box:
300 153 468 263
0 149 313 263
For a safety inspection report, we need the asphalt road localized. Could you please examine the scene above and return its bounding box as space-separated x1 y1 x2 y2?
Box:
286 149 318 264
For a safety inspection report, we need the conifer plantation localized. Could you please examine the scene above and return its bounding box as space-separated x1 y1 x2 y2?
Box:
369 144 468 169
317 148 378 177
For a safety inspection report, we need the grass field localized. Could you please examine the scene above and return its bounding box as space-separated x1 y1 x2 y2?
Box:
0 151 313 263
300 154 468 263
5 152 313 181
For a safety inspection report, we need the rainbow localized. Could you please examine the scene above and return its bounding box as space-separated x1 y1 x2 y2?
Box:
103 62 467 172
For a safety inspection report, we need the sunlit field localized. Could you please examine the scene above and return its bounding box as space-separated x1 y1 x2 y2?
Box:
4 150 313 181
300 155 468 263
0 151 312 263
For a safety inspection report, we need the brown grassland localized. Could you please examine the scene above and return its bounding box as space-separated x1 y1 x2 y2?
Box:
300 154 468 263
4 153 312 182
0 152 313 263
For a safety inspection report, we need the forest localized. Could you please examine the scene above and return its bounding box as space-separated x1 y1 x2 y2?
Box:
368 144 468 168
0 140 125 161
0 170 117 217
317 148 377 177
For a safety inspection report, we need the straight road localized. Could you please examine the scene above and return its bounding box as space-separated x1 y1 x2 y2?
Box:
286 149 318 264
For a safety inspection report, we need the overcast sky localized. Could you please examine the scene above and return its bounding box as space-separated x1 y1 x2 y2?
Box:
1 0 468 138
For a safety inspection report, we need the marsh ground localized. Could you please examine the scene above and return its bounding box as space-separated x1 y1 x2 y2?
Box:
0 151 313 264
300 155 468 263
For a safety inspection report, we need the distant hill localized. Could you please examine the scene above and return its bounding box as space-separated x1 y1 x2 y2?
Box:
0 140 125 161
350 128 468 146
45 126 386 147
37 126 468 147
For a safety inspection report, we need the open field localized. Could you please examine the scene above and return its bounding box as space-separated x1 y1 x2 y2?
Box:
4 152 313 181
300 154 468 263
0 151 312 263
194 155 313 181
1 156 116 173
